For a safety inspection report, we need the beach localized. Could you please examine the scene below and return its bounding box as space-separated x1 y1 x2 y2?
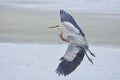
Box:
0 1 120 80
0 5 120 46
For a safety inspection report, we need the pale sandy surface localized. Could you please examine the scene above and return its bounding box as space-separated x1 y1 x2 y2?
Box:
0 6 120 46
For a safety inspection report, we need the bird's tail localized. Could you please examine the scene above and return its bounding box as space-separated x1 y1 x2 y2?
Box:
56 50 85 76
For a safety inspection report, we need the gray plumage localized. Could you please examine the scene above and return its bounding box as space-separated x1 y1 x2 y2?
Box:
60 10 85 36
56 10 95 76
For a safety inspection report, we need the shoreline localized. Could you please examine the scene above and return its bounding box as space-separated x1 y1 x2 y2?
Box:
0 6 120 47
0 42 120 48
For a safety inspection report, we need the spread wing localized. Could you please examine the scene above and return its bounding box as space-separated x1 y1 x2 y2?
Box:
56 42 85 76
60 10 85 36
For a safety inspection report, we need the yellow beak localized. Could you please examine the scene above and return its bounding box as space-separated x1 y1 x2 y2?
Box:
48 26 57 29
48 25 60 29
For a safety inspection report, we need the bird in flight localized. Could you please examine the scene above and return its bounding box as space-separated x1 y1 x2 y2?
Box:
49 10 96 76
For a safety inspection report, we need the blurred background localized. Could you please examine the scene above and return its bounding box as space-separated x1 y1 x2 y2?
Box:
0 0 120 46
0 1 120 80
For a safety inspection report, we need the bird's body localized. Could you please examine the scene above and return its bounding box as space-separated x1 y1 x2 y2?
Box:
49 10 95 76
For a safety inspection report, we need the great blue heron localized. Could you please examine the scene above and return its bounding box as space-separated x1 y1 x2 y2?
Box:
49 10 95 76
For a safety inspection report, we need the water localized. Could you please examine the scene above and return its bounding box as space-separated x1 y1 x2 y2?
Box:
0 1 120 79
0 0 120 13
0 43 120 80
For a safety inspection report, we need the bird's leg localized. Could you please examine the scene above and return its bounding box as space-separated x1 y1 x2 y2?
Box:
58 28 69 42
85 52 94 64
88 49 96 57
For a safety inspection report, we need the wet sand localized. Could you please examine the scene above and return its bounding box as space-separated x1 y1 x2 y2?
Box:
0 6 120 46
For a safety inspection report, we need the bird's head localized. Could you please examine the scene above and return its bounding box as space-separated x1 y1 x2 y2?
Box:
48 25 60 29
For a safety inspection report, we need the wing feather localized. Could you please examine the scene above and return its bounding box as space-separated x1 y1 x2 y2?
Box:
56 44 85 76
60 10 85 36
56 10 89 76
64 42 80 61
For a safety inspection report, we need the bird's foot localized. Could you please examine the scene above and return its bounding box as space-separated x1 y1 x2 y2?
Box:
87 57 94 64
90 52 96 57
88 49 96 57
85 53 94 64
